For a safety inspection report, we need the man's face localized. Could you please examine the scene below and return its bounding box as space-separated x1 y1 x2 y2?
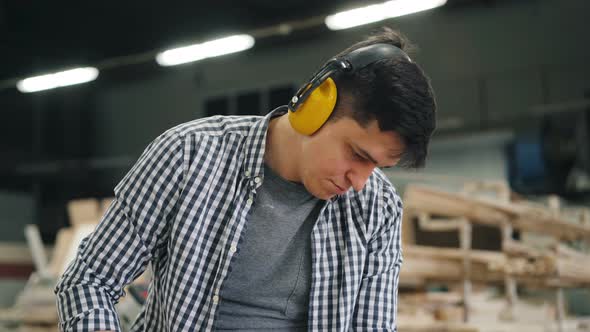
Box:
298 116 405 200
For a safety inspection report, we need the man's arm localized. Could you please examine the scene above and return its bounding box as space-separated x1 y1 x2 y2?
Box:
55 130 185 331
350 190 403 331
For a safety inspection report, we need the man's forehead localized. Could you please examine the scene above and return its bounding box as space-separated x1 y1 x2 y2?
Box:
337 116 404 149
366 128 405 151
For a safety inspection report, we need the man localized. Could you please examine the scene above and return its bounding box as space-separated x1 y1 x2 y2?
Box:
55 27 436 331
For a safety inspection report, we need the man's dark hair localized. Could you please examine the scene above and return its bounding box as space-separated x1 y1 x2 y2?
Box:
328 27 437 169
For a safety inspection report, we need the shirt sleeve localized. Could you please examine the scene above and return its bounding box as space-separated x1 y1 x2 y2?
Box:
350 187 403 331
54 129 186 331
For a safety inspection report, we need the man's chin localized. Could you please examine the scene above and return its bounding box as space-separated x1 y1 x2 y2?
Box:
304 179 334 200
316 193 334 201
310 188 336 201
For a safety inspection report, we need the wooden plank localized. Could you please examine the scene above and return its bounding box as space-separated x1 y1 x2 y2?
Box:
402 207 417 245
67 198 100 226
47 228 74 277
402 245 590 287
100 197 114 216
60 224 97 275
0 242 35 264
398 321 479 332
405 246 505 265
401 246 506 284
404 186 590 240
503 240 544 257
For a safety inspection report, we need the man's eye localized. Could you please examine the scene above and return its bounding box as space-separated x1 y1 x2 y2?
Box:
353 150 365 161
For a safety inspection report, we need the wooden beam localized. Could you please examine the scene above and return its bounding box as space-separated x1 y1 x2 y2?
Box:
404 186 590 241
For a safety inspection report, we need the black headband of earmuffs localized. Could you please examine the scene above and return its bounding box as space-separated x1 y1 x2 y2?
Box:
288 43 411 112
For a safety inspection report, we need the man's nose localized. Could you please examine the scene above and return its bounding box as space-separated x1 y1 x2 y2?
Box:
346 162 375 192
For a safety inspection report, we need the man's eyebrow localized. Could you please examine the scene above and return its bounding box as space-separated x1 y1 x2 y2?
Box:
355 145 379 165
354 144 400 168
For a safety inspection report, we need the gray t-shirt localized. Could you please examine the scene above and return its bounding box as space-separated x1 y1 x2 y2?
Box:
214 163 323 331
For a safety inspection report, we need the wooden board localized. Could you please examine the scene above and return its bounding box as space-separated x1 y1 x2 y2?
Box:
404 185 590 241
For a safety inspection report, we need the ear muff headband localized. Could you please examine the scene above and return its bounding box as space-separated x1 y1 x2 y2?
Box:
342 43 411 70
288 43 410 135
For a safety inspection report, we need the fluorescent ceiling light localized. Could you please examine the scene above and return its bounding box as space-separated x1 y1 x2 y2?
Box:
17 67 99 93
325 0 447 30
156 34 255 67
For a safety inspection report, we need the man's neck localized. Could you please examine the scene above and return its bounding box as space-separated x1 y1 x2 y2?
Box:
264 114 302 183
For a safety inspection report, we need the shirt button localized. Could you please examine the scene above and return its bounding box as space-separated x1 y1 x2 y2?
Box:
254 177 261 184
213 295 219 304
246 197 253 205
230 244 237 253
245 170 250 177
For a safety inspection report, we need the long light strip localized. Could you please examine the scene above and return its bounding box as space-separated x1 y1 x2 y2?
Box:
156 34 255 67
16 67 99 93
325 0 447 30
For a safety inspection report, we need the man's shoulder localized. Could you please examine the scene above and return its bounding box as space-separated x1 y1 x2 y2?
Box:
340 169 401 218
340 169 402 239
360 168 401 204
378 170 403 215
165 115 263 139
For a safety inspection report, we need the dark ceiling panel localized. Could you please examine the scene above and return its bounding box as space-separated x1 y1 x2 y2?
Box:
0 0 373 81
0 0 492 82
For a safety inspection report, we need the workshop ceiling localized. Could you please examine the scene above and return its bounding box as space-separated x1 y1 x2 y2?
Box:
0 0 488 83
0 0 382 82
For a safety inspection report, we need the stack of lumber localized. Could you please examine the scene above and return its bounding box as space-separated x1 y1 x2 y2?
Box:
403 185 590 242
398 289 590 332
1 198 113 332
400 244 590 287
401 185 590 287
398 182 590 331
49 197 113 276
400 245 505 285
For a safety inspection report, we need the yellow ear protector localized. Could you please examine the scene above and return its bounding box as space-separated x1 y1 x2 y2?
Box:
287 43 411 136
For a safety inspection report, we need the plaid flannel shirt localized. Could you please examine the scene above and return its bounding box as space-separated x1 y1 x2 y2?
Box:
55 106 403 331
